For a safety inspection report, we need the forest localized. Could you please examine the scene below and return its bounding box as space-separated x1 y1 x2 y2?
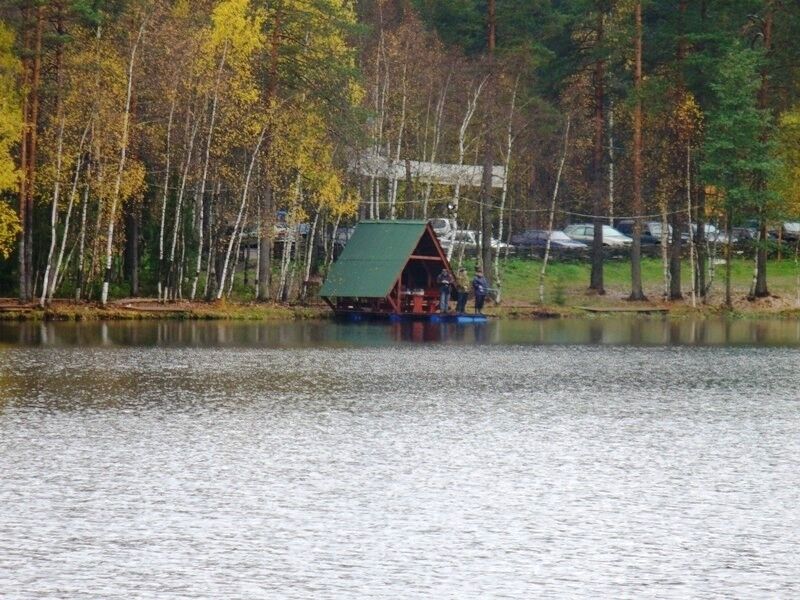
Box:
1 0 799 308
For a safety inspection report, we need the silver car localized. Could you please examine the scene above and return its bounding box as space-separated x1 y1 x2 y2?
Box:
563 224 632 247
429 218 453 239
440 229 514 252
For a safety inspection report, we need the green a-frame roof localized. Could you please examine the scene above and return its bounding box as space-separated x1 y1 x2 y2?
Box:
320 220 441 299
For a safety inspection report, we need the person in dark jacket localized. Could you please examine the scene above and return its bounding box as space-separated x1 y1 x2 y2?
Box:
455 267 469 313
472 267 489 314
436 268 454 313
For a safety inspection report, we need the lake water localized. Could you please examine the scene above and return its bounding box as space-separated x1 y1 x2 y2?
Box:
1 318 799 598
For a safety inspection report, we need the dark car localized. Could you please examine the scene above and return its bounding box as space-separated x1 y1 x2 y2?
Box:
615 220 669 245
732 227 758 241
511 229 588 250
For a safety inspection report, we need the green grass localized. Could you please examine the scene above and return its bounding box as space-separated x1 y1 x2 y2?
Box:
487 256 800 307
9 256 796 322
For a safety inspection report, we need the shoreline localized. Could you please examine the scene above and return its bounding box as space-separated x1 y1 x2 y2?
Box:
1 297 799 322
0 299 327 322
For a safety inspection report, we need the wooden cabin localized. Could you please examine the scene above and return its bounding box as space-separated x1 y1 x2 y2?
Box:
320 220 456 318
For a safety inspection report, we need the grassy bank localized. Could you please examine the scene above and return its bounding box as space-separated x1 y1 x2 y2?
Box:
3 256 799 322
485 256 800 317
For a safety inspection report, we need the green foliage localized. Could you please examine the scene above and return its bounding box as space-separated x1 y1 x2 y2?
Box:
701 43 778 216
4 0 800 303
69 0 129 26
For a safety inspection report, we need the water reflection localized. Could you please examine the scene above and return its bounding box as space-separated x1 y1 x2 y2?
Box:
2 319 800 598
2 317 800 348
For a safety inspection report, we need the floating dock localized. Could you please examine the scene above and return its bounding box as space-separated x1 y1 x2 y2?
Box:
321 220 484 321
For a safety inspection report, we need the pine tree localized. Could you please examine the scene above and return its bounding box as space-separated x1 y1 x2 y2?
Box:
702 43 778 307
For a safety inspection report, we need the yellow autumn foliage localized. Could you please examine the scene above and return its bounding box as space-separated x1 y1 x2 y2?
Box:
208 0 265 60
775 107 800 218
0 22 21 257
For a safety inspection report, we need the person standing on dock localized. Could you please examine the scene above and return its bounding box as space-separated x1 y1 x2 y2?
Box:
472 268 489 315
455 267 469 313
437 268 454 313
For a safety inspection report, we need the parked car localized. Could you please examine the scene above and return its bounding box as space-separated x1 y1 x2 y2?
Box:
781 222 800 241
440 229 514 252
428 218 453 239
563 223 632 247
685 223 733 244
333 226 355 247
732 226 758 241
615 220 671 245
274 209 310 241
511 229 588 250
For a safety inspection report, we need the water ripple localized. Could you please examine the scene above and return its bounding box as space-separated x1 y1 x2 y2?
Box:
1 322 799 598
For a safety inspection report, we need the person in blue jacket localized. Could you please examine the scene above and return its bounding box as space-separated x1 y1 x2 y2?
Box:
472 267 489 314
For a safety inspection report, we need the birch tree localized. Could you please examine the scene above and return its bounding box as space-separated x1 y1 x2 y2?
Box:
493 75 519 294
448 77 486 260
101 15 147 306
539 117 570 304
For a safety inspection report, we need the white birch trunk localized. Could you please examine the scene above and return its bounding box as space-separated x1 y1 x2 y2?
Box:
661 201 670 298
456 221 471 269
216 125 267 300
494 76 519 298
423 74 450 218
226 207 249 298
167 105 200 299
202 180 219 299
75 180 89 300
388 60 408 219
504 191 514 260
326 213 341 271
88 172 104 297
278 227 292 302
749 219 760 299
177 226 185 299
447 77 486 260
50 122 90 301
706 234 717 298
191 42 227 301
255 198 261 298
795 241 799 307
539 117 570 304
420 88 432 216
367 24 386 222
278 174 302 301
302 204 321 300
55 239 75 291
157 98 176 301
101 19 146 306
368 175 376 219
608 99 615 226
40 118 65 307
686 145 696 308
